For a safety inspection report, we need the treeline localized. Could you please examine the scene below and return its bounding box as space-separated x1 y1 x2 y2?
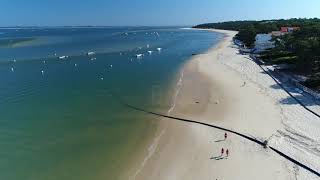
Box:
194 18 320 47
194 18 320 90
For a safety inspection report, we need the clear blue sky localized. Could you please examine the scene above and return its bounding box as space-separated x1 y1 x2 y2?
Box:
1 0 320 26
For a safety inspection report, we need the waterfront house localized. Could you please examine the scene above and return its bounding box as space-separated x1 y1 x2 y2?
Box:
280 27 300 33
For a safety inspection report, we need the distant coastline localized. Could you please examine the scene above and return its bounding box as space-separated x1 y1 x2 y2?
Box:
0 25 192 29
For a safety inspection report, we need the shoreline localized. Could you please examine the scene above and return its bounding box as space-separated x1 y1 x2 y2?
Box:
124 28 224 180
128 67 186 180
129 29 320 180
125 58 191 180
126 29 225 180
129 30 231 179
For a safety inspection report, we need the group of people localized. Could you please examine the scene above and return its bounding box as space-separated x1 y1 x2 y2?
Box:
220 133 230 157
220 148 229 157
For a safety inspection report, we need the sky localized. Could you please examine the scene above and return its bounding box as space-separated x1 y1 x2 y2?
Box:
1 0 320 26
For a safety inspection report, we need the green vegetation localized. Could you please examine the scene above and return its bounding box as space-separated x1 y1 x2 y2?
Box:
194 18 320 47
194 18 320 90
259 49 297 64
235 24 256 47
303 73 320 90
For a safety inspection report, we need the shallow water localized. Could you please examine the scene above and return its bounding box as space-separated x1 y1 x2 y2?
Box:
0 27 222 179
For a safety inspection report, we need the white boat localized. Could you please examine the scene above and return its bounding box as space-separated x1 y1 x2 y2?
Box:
59 56 68 59
136 54 143 58
157 48 162 51
87 52 95 56
148 51 153 55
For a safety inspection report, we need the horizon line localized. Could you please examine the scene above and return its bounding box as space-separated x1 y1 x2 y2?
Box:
0 25 194 29
1 17 319 29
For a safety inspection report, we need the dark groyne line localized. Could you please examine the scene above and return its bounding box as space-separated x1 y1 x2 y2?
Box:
107 89 263 147
269 147 320 177
126 104 264 146
106 80 320 177
106 88 320 177
249 54 320 119
122 102 320 177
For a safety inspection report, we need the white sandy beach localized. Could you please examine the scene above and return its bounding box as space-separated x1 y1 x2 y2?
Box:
131 29 320 180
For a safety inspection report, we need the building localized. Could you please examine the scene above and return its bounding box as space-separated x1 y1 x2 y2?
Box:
280 27 300 33
271 27 300 37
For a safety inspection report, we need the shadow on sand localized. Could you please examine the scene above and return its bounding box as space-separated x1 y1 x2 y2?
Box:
265 72 320 106
214 139 225 143
210 156 225 160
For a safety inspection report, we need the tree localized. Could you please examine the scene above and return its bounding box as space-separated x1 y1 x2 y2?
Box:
235 25 257 48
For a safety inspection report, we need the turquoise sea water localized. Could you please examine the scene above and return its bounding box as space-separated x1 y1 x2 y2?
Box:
0 27 222 180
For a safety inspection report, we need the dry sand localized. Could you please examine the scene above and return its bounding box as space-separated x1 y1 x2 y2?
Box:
130 29 320 180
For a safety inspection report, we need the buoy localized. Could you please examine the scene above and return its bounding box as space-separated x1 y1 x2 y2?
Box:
11 67 14 72
100 77 104 80
41 70 44 75
74 63 77 67
110 65 113 68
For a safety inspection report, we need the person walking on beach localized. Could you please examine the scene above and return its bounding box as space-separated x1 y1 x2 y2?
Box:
226 149 229 157
221 148 224 156
224 132 228 140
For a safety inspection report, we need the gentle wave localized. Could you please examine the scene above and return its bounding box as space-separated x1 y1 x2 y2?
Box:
130 68 185 179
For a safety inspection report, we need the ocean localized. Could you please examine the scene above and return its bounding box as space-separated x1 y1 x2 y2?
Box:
0 27 222 179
